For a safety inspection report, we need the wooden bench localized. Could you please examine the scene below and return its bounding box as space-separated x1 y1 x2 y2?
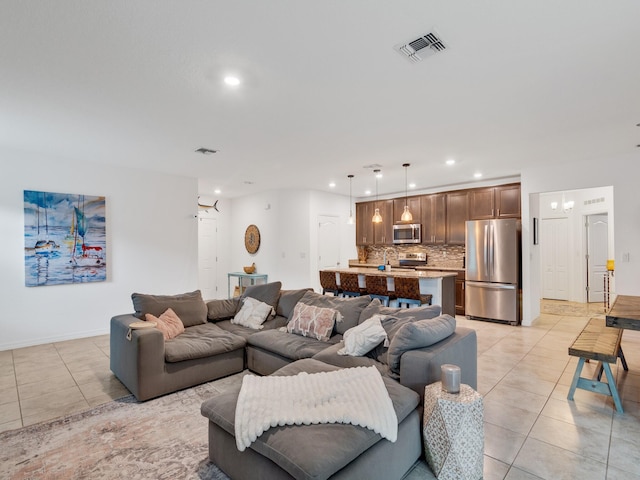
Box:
567 317 628 412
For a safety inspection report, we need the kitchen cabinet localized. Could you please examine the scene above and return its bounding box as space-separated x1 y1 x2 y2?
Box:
373 200 394 244
455 270 465 315
420 194 446 244
495 184 521 218
446 191 469 245
355 202 374 245
469 184 521 220
393 196 421 224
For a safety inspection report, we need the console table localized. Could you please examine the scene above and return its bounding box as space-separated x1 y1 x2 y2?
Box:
606 295 640 331
227 272 268 298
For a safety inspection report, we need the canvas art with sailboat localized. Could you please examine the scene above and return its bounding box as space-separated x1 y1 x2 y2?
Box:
24 190 106 286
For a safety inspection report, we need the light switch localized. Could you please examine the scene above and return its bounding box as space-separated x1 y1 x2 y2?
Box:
622 253 630 262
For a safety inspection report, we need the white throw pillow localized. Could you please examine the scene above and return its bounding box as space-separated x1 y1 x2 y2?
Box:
338 314 389 356
231 297 274 330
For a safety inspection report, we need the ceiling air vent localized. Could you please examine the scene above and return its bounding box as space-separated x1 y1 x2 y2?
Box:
395 31 447 63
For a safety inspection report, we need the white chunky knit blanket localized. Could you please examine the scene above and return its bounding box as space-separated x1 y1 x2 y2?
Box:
234 366 398 451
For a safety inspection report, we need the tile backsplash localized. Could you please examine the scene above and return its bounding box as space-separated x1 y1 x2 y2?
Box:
363 245 465 269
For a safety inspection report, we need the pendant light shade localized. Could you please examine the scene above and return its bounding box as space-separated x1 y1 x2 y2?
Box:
400 163 413 222
372 169 382 223
347 174 354 224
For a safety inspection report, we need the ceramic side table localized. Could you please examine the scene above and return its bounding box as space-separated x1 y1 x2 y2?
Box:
423 382 484 480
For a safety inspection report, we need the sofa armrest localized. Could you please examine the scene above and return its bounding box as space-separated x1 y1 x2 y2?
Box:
110 314 165 399
399 327 477 400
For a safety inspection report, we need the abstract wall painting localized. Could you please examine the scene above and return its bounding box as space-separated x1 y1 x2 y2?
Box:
24 190 106 287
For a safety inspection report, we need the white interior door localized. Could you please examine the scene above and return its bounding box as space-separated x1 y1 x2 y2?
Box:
586 213 608 303
198 217 217 300
318 215 340 270
541 218 569 300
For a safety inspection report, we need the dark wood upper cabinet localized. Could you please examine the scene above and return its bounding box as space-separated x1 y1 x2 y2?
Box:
495 184 521 218
355 202 374 246
374 200 394 245
446 191 469 245
393 196 421 224
469 183 521 220
356 183 520 246
420 194 446 244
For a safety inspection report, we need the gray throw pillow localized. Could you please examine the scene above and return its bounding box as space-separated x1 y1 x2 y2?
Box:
297 291 372 334
131 290 207 327
239 281 282 312
359 298 442 324
207 298 240 322
366 315 416 364
387 314 457 375
276 288 314 319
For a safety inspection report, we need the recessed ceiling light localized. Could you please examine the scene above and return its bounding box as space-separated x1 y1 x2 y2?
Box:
224 76 241 87
409 183 416 189
329 182 336 188
214 189 221 194
446 159 455 166
244 180 254 185
473 172 482 179
364 190 371 195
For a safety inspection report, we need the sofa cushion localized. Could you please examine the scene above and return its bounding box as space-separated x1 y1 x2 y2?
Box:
338 314 388 356
313 342 390 376
239 281 282 313
232 297 274 330
200 359 419 480
144 308 185 340
387 314 457 376
276 288 313 319
359 298 442 324
248 329 340 362
164 323 245 363
216 315 288 339
287 302 337 342
207 298 240 322
132 290 207 328
297 291 372 335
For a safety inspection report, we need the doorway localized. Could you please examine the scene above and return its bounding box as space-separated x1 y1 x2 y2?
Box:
541 217 569 300
586 213 608 303
198 217 218 299
318 215 340 270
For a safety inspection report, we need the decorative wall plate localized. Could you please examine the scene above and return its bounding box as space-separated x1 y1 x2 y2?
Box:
244 224 261 254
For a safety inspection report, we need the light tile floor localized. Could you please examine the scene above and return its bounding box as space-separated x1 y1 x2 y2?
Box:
1 301 639 479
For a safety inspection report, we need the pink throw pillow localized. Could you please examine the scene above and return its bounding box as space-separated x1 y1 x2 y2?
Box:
145 308 185 340
287 303 337 342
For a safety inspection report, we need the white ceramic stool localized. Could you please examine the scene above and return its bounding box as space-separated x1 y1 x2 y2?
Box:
423 382 484 480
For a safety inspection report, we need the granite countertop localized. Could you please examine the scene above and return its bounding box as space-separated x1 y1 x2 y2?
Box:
348 260 463 272
323 267 458 278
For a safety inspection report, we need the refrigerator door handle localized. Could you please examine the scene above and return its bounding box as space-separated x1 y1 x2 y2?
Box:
483 224 489 277
466 281 516 290
489 224 495 279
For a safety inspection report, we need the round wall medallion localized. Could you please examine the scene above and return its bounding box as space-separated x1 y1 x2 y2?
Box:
244 224 261 254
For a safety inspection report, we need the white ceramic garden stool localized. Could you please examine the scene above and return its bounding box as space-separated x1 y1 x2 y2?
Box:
423 382 484 480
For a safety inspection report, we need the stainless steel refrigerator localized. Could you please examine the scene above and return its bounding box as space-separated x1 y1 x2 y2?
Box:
465 218 521 325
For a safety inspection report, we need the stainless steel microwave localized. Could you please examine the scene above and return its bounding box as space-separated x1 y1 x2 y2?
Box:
393 223 422 244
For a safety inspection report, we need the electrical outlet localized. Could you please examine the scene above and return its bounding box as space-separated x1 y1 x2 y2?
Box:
622 252 630 262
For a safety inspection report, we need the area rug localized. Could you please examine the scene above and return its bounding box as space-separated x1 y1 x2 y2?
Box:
0 375 246 479
540 299 605 317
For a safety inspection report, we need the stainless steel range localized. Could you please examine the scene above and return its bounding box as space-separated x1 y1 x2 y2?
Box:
397 252 427 270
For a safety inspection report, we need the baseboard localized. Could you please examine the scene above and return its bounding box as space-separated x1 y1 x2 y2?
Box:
0 327 110 351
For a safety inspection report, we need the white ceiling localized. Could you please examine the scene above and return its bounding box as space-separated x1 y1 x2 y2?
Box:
2 1 639 199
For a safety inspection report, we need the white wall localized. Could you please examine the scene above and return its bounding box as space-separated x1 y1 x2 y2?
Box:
0 148 199 350
521 150 639 326
227 189 355 293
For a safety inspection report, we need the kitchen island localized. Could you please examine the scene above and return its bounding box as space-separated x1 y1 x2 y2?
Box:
321 267 457 316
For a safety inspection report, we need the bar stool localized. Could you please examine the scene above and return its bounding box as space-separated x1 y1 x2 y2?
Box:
319 271 342 296
339 272 366 297
365 275 396 306
394 276 433 308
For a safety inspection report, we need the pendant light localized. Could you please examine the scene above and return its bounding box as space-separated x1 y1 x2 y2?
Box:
372 169 383 223
400 163 413 222
347 174 354 224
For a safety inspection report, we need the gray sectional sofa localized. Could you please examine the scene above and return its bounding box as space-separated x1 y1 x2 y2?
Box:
110 282 478 479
